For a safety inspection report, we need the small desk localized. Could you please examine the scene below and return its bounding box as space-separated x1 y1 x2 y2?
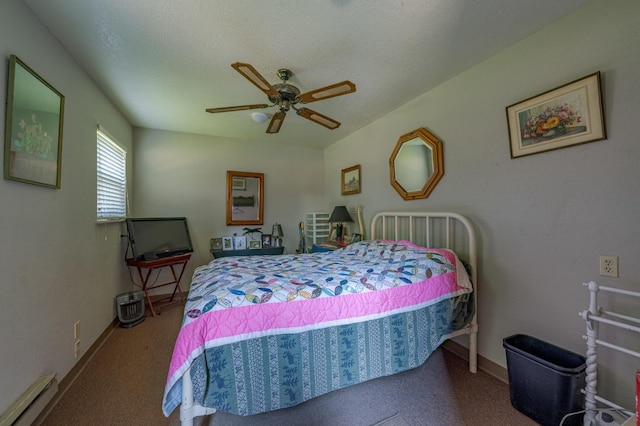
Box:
211 246 284 258
125 253 191 317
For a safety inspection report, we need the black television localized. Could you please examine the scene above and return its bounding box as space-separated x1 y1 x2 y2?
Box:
126 217 194 261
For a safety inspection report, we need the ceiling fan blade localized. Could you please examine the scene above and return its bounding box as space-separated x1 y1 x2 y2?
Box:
296 108 341 130
206 104 269 113
297 80 356 103
266 111 286 133
231 62 279 98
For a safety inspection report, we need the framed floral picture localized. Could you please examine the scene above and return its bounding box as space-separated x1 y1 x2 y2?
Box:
341 164 360 195
4 55 65 188
506 72 606 158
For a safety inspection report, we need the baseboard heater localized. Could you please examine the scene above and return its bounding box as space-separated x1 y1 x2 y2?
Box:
0 375 58 426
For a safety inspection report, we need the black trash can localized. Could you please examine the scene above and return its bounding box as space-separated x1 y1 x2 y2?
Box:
503 334 586 426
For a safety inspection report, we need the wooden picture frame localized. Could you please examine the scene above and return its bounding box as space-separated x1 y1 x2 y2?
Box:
261 234 272 247
341 164 360 195
4 55 65 188
506 72 606 158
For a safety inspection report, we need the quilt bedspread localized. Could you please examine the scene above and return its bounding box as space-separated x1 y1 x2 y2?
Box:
162 240 472 416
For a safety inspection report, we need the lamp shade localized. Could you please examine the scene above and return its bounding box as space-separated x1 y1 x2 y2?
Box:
328 206 353 223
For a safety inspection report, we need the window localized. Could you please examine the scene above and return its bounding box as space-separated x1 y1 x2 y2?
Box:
97 127 127 221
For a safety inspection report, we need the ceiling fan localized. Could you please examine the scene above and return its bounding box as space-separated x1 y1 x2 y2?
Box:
206 62 356 134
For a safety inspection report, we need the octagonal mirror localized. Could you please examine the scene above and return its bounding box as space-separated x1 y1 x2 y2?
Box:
389 127 444 200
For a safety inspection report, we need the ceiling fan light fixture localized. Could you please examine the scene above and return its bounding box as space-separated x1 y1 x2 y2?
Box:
207 63 356 133
251 112 271 123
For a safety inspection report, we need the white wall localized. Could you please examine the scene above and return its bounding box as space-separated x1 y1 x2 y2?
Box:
132 128 326 279
0 2 133 414
325 0 640 407
3 0 637 416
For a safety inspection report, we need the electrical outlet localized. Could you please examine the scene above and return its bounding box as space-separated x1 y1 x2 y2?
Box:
74 340 81 358
74 321 80 339
599 255 619 278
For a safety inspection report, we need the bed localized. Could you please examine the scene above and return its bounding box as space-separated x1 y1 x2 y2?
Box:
163 211 478 425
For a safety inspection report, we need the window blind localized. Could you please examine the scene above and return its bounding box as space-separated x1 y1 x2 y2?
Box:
97 128 127 221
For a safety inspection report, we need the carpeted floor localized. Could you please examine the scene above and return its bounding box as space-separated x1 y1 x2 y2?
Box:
371 413 409 426
40 303 536 425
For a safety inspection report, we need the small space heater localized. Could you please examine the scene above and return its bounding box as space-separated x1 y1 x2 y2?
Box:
116 291 145 328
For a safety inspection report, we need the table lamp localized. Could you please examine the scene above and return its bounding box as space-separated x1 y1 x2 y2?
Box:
328 206 353 244
271 223 283 247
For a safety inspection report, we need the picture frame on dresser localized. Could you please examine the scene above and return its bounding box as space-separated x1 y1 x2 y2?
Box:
222 236 233 250
249 240 262 249
210 238 223 251
234 236 246 250
261 234 271 247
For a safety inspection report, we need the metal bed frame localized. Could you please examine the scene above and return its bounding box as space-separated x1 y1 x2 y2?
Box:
370 211 478 373
178 211 479 425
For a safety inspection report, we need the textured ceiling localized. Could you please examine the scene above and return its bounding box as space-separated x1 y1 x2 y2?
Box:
24 0 591 148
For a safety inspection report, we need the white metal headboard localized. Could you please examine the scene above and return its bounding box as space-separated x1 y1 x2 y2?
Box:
371 211 479 372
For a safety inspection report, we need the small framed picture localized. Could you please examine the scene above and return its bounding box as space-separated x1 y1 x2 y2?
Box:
351 233 362 243
232 177 246 190
234 236 247 250
222 236 233 250
249 240 262 249
341 164 361 195
261 234 272 247
210 238 223 251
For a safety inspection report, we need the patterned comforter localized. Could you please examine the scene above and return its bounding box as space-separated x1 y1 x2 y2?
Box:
162 240 473 416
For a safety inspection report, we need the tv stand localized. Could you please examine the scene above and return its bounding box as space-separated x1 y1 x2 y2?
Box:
125 253 191 317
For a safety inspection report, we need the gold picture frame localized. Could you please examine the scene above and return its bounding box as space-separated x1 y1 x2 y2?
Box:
341 164 360 195
4 55 65 188
506 72 606 159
